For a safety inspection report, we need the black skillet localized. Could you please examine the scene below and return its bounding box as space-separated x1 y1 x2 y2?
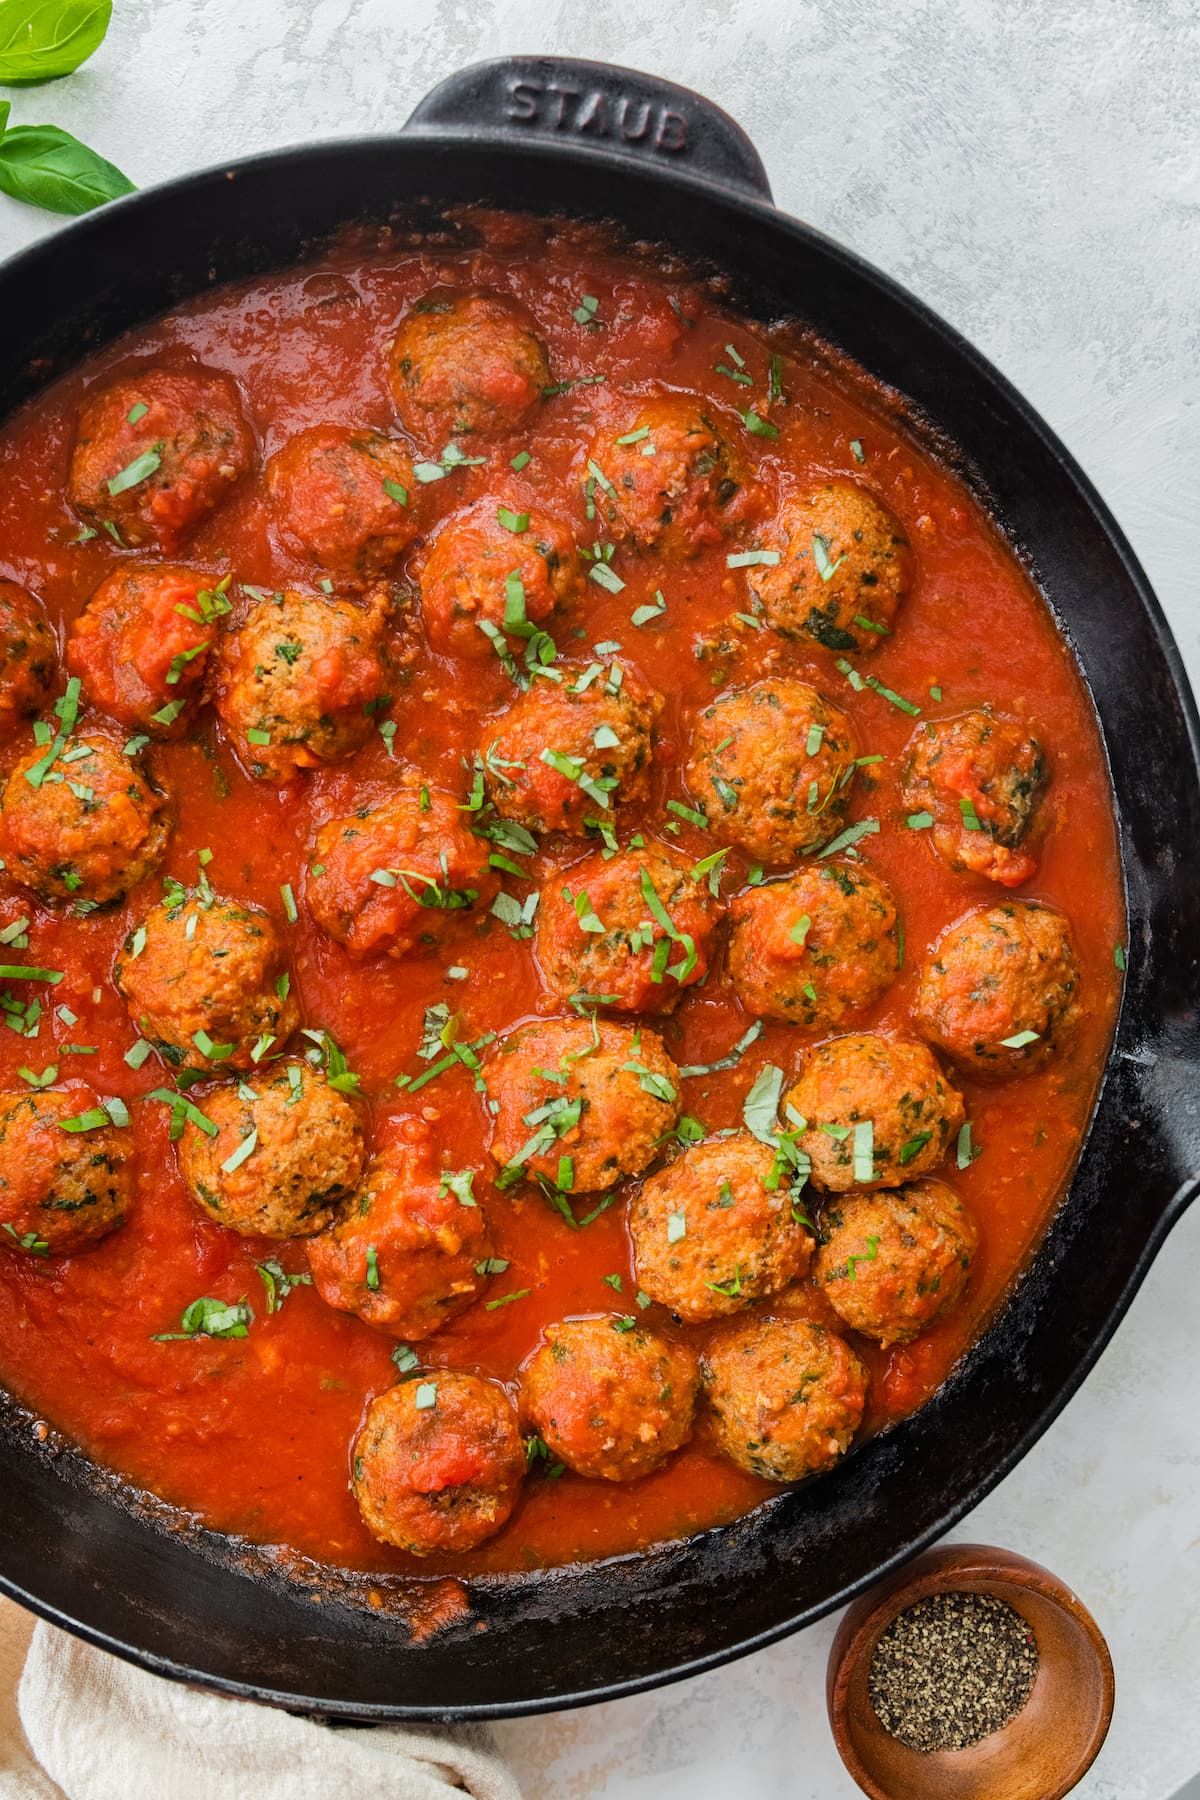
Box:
0 56 1197 1719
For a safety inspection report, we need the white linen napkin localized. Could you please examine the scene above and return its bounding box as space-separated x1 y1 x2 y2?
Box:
0 1599 521 1800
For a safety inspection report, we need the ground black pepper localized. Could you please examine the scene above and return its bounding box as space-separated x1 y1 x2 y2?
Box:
867 1590 1039 1753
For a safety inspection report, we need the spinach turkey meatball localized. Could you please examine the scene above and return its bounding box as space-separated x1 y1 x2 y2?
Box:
521 1315 699 1482
630 1131 814 1322
913 900 1081 1075
419 498 584 660
814 1179 978 1347
685 678 860 864
0 580 55 739
0 730 171 907
786 1034 965 1194
536 840 722 1012
744 479 911 653
900 710 1047 886
265 425 423 583
114 890 298 1071
726 859 901 1027
212 586 390 781
68 366 254 552
486 1017 680 1195
305 777 497 959
387 291 550 443
307 1119 493 1339
587 390 748 559
479 663 661 836
0 1087 133 1257
176 1059 364 1238
67 566 224 737
352 1372 525 1555
702 1316 868 1482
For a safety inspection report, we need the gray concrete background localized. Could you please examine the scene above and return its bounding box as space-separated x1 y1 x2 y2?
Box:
2 2 1198 1796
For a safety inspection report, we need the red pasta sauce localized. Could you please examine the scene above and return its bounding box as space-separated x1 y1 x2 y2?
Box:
0 213 1123 1579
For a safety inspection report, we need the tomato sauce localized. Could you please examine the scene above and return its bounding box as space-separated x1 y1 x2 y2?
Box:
0 213 1123 1580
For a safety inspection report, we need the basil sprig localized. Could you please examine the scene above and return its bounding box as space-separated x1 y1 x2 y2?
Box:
0 98 133 213
0 0 112 85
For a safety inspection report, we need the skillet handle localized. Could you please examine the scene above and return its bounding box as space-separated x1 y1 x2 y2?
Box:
404 56 774 203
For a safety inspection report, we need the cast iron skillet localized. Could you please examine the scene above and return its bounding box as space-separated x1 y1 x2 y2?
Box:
0 56 1197 1720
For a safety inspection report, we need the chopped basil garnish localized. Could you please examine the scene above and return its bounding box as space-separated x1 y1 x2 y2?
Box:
152 1296 253 1341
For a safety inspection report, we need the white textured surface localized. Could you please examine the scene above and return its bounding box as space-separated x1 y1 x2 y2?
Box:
2 2 1198 1795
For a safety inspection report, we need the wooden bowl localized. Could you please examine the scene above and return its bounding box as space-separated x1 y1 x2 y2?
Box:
826 1544 1114 1800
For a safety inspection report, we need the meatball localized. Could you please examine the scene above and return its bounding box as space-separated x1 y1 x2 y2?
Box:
480 664 661 836
814 1179 978 1346
265 425 422 583
212 586 389 781
726 859 900 1027
487 1017 680 1195
702 1317 868 1481
0 1088 131 1256
387 291 550 442
588 391 747 559
114 892 297 1071
0 580 55 739
630 1132 814 1322
900 710 1047 887
420 499 584 660
685 678 860 864
352 1372 525 1555
68 366 253 552
537 840 721 1012
521 1315 699 1481
306 778 497 960
745 479 911 652
66 565 222 737
308 1120 492 1338
913 901 1081 1075
176 1059 364 1238
0 731 171 906
786 1034 965 1194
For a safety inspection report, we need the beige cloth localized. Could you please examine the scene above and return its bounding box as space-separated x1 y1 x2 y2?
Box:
0 1597 521 1800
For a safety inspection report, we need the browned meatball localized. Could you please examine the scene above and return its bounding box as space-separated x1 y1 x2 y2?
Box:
536 840 722 1013
726 860 900 1027
212 587 389 781
702 1316 868 1481
587 391 747 559
814 1180 978 1346
900 711 1047 887
786 1034 965 1193
0 730 171 907
69 366 253 551
630 1132 814 1322
305 777 497 959
67 566 220 738
487 1017 680 1196
352 1372 525 1554
265 424 422 583
387 291 550 442
0 581 55 739
420 498 584 660
176 1060 364 1238
913 901 1081 1075
685 678 860 865
114 891 297 1070
744 479 911 653
0 1087 132 1257
521 1315 699 1481
480 663 661 836
308 1119 492 1338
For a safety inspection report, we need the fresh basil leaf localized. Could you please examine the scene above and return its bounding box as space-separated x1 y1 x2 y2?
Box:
0 105 133 214
0 0 112 85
